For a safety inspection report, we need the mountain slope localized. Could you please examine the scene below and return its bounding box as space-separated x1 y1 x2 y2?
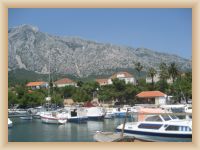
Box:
8 24 192 77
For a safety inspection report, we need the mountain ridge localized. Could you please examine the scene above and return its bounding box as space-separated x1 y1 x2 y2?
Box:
8 24 192 77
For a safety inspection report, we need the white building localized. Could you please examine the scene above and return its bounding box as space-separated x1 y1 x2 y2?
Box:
146 74 173 84
108 72 136 85
136 91 167 106
54 78 76 88
26 81 48 90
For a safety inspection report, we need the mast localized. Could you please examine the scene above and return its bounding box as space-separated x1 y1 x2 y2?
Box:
46 48 51 110
48 48 51 97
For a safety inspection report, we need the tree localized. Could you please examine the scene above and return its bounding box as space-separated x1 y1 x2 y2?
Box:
159 62 169 82
171 72 192 103
98 85 114 103
62 86 76 99
77 80 83 87
8 90 18 108
134 62 143 78
168 62 179 83
72 89 91 102
81 81 100 98
147 67 157 85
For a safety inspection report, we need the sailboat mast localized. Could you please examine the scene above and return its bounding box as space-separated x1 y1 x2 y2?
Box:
48 48 51 97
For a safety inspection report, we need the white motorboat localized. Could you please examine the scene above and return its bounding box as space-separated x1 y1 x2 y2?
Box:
104 108 115 119
40 111 68 124
113 107 127 117
86 107 105 120
20 116 33 120
8 118 13 128
67 107 88 123
116 114 192 142
160 104 192 120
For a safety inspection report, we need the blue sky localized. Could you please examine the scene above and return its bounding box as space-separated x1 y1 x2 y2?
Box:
8 8 192 59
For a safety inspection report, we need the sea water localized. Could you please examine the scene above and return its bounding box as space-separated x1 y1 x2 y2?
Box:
8 117 134 142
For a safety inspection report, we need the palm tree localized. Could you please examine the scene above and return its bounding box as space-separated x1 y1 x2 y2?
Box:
147 67 157 85
168 62 179 83
135 62 143 78
159 62 169 82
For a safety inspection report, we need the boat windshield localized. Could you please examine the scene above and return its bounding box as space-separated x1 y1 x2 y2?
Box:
161 115 171 121
169 115 179 120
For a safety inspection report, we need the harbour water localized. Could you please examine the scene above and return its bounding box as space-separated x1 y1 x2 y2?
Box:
8 117 135 142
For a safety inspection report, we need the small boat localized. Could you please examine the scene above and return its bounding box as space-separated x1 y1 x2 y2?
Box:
93 131 152 142
67 107 88 123
86 107 105 120
8 118 13 128
20 115 33 120
40 111 68 124
104 108 115 119
116 114 192 142
113 107 127 118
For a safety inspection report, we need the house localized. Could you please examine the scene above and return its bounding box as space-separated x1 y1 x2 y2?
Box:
54 78 76 87
96 79 109 86
146 74 160 83
136 91 167 105
26 81 48 90
146 73 173 84
108 72 136 85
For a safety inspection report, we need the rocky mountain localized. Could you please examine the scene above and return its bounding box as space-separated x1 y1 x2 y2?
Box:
8 24 192 77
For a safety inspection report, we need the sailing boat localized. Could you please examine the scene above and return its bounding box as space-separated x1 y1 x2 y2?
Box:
40 48 68 124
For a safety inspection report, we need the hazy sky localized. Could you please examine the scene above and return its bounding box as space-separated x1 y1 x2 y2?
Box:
8 8 192 59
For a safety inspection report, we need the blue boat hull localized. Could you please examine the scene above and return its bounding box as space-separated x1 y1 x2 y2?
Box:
116 129 192 142
88 116 104 121
68 117 88 123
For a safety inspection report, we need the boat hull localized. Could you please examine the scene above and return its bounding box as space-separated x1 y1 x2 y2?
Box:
114 112 126 118
20 116 33 120
116 129 192 142
88 116 104 121
68 117 88 123
41 116 67 124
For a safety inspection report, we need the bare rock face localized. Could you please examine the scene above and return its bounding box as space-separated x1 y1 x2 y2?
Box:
8 24 192 77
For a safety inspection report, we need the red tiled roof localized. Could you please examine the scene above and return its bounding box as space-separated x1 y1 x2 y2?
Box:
54 78 75 84
26 82 46 87
96 79 108 84
110 72 133 79
136 91 165 98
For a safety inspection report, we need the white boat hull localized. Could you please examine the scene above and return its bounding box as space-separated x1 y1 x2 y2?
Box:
41 115 67 124
116 128 192 142
8 118 13 128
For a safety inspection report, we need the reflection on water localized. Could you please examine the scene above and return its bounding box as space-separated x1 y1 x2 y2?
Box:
8 118 128 142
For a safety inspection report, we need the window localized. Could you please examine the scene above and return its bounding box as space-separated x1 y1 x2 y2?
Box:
138 123 162 129
145 115 163 122
170 115 178 120
161 115 171 121
165 125 192 131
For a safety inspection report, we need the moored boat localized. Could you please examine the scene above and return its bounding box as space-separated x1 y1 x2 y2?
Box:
116 114 192 142
93 131 152 142
86 107 105 120
67 107 88 123
104 108 115 119
20 115 33 120
8 118 13 128
40 111 68 124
